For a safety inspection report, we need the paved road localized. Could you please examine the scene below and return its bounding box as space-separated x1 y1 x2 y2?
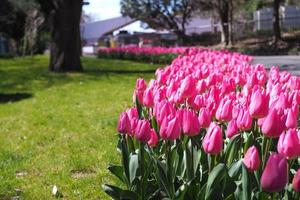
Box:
252 55 300 75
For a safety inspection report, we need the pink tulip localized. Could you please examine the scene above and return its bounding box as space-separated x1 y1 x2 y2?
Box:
216 98 232 122
226 120 239 139
261 153 288 192
160 115 181 141
143 88 154 108
182 109 200 136
126 108 139 135
285 108 297 129
261 108 286 138
154 101 176 125
136 78 147 91
148 129 159 147
202 123 223 154
243 146 260 172
293 169 300 192
179 75 196 99
236 109 252 131
277 129 300 159
198 108 211 129
196 79 207 93
249 89 269 118
192 95 204 110
117 112 131 134
135 120 151 142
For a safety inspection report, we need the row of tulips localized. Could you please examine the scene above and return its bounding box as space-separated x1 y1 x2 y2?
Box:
97 47 190 64
103 48 300 199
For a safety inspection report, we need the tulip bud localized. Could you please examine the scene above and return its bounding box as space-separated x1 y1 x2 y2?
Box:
148 129 158 147
285 108 297 129
160 115 181 141
198 108 211 128
226 120 239 139
261 108 286 138
179 75 196 99
117 112 131 134
182 109 200 136
126 108 139 135
135 120 151 142
202 123 223 154
216 98 232 122
236 108 252 131
243 146 260 172
249 89 269 118
293 169 300 192
143 88 154 108
261 153 288 192
277 129 300 159
136 78 147 91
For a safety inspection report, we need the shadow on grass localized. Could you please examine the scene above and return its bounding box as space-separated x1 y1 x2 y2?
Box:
86 69 156 74
0 92 33 103
0 56 159 94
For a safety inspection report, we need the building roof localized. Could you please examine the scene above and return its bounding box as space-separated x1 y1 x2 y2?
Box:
81 16 218 44
81 16 137 44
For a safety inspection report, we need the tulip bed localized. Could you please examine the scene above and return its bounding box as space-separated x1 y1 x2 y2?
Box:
97 47 188 64
104 48 300 199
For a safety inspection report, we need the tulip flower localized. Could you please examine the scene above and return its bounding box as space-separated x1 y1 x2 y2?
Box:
202 123 223 154
117 112 131 134
285 108 297 129
196 79 207 93
179 75 196 99
261 108 286 138
154 101 175 125
148 129 158 147
216 98 232 122
261 153 288 192
143 88 154 108
135 120 151 142
249 89 269 118
160 115 181 141
236 108 252 131
126 108 139 135
198 108 211 128
226 120 239 139
293 169 300 192
136 78 147 91
243 146 260 172
277 129 300 159
182 109 200 136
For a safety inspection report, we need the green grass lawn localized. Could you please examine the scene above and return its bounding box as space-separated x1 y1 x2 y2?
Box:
0 56 160 199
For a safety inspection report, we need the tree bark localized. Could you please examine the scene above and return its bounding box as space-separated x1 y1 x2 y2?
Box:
273 0 281 42
49 0 83 72
219 10 229 46
217 0 230 46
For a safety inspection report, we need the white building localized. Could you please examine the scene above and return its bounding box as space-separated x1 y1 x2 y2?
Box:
81 16 219 45
254 6 300 31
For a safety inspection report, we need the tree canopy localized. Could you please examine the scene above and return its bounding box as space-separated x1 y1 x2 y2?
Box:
120 0 198 40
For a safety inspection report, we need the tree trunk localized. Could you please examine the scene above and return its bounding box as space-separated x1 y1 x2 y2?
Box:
273 0 281 42
174 30 186 45
219 10 229 46
49 0 83 72
218 0 230 46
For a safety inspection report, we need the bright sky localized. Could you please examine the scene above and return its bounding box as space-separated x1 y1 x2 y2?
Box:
83 0 154 33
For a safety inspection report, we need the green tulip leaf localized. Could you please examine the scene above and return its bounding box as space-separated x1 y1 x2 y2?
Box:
242 163 250 200
129 154 139 184
108 164 126 184
205 163 227 200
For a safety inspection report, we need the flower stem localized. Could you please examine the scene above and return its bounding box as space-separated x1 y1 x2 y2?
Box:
140 142 145 200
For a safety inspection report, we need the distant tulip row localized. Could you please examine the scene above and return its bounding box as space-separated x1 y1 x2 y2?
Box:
104 48 300 199
97 47 190 64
